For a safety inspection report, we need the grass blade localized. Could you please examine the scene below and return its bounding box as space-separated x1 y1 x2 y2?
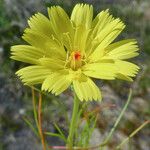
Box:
100 89 132 146
116 120 150 149
23 117 39 137
31 87 39 131
44 131 67 142
54 123 67 142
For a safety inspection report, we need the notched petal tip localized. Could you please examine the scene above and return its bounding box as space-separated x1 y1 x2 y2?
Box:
115 60 140 81
73 76 102 101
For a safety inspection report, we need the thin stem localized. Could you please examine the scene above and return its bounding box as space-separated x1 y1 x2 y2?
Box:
31 87 39 132
100 89 132 147
23 116 39 137
115 120 150 149
67 92 80 148
38 93 46 150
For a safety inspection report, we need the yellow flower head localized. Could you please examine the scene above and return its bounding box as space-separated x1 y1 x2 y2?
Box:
11 4 140 101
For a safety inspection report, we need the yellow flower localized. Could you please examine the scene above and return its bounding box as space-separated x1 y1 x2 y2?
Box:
11 4 140 101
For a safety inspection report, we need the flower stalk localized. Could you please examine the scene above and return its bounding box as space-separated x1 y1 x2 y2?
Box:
67 92 80 148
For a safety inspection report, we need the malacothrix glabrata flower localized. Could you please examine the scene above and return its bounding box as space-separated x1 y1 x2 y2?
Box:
11 4 140 101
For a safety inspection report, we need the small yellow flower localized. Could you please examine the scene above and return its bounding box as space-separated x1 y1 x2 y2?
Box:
11 4 140 101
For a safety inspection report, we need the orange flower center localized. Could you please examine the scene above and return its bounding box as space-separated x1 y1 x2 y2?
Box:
74 52 81 60
69 51 82 70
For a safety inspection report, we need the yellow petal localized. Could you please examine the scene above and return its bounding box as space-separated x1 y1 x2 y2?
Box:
116 73 133 82
115 60 139 81
48 6 73 35
91 9 113 40
16 66 51 85
73 25 90 52
73 76 101 101
82 63 118 80
88 11 125 61
104 39 139 60
11 45 43 64
71 4 92 52
71 4 93 29
42 70 72 95
22 29 66 59
85 9 112 56
28 13 54 37
48 6 74 51
39 58 65 70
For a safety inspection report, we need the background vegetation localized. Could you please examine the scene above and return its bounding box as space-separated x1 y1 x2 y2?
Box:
0 0 150 149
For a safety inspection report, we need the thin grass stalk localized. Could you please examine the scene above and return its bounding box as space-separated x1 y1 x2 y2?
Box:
38 93 46 150
100 89 132 147
115 120 150 149
31 87 39 132
22 116 39 137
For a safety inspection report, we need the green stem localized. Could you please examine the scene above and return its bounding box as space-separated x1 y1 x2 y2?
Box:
31 87 39 132
67 92 80 148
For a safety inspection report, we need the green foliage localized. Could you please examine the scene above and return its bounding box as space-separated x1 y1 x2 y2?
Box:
53 123 67 142
76 115 97 147
45 123 67 142
0 0 9 28
45 131 66 141
23 116 39 137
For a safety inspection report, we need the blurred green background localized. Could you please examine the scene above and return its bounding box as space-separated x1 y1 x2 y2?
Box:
0 0 150 149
